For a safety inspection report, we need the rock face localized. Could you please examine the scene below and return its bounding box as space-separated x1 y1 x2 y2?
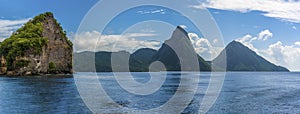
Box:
39 12 73 74
213 41 289 71
0 12 73 76
152 26 211 71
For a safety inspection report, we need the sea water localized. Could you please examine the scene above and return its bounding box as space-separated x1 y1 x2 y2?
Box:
0 72 299 113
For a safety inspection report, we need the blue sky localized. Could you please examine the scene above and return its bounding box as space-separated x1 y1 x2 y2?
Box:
1 0 300 71
0 0 98 33
211 8 300 46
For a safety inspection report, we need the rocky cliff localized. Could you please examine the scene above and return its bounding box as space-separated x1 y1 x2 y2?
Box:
0 12 73 76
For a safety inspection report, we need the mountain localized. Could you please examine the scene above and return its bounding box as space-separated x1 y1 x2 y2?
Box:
74 26 211 72
152 26 210 71
129 48 157 72
74 51 131 72
0 12 73 76
213 41 289 72
75 49 157 72
96 51 131 72
75 28 290 72
74 51 95 72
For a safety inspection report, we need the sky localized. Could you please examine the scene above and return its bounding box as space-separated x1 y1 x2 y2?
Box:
1 0 300 71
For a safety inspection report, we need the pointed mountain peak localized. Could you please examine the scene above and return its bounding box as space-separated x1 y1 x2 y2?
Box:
174 26 188 36
167 26 189 42
30 12 54 24
230 40 239 44
226 40 250 50
213 40 289 72
153 25 211 71
229 40 243 46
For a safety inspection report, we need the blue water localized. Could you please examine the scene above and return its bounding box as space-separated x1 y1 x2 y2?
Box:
208 72 300 114
0 76 91 113
0 72 299 113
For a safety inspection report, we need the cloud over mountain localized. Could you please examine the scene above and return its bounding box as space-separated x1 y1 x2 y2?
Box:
236 29 300 71
188 33 223 60
236 29 273 52
73 31 161 52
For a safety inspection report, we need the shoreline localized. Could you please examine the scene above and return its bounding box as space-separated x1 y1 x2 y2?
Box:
0 73 73 78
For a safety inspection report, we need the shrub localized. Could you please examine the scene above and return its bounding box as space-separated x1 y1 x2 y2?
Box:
48 62 56 71
15 60 30 68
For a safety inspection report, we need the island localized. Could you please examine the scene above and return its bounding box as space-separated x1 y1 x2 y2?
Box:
0 12 73 76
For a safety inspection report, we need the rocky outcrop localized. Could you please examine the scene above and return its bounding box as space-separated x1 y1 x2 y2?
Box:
39 12 73 74
0 12 73 76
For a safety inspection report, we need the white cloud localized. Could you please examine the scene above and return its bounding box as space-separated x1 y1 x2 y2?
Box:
140 29 156 33
137 9 166 15
188 33 223 60
236 34 258 52
258 29 273 41
261 41 300 71
73 31 161 53
213 39 218 43
236 29 272 52
294 42 300 46
292 26 297 30
179 25 188 29
125 33 158 37
0 18 30 41
197 0 300 23
236 29 300 71
213 11 220 14
190 4 206 9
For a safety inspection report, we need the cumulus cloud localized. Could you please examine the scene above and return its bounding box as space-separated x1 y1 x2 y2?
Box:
188 33 223 60
261 41 300 71
73 31 161 53
294 42 300 46
236 29 272 52
236 29 300 71
0 18 30 41
258 29 273 40
196 0 300 23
